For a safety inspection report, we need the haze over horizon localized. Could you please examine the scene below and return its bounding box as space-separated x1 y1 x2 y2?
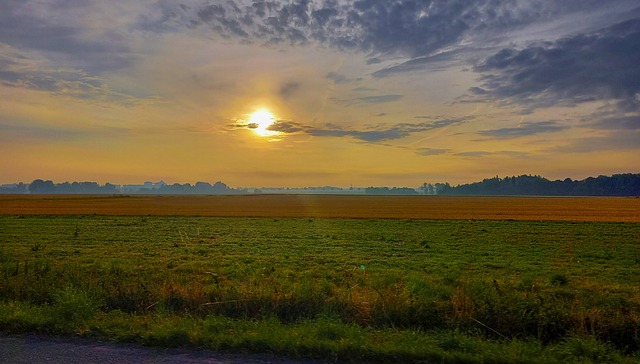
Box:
2 1 639 187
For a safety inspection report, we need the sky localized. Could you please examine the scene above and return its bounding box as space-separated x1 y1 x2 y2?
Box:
1 0 639 187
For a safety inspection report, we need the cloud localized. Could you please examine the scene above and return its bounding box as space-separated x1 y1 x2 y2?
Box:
417 148 450 156
478 121 568 139
453 150 529 158
358 95 403 104
0 122 85 142
373 48 478 77
329 93 404 106
551 130 640 153
304 118 465 142
472 19 640 113
454 151 492 157
0 0 137 74
5 1 638 101
183 0 474 55
279 82 300 99
267 120 304 133
233 116 465 142
0 118 130 143
232 118 306 134
4 1 638 83
325 72 349 84
176 1 639 63
590 115 640 130
0 47 144 105
306 127 406 142
588 113 640 130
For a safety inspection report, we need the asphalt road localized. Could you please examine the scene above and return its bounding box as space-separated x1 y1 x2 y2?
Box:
0 335 324 364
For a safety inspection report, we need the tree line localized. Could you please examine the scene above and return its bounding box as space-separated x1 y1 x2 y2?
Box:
0 180 239 195
13 180 119 194
1 173 638 195
425 174 640 196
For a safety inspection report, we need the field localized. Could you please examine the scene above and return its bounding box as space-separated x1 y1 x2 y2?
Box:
1 194 639 221
1 195 640 363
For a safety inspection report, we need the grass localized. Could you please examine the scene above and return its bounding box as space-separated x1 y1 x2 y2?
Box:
0 215 639 362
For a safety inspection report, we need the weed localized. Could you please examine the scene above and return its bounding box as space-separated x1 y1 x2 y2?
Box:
51 285 102 327
30 243 45 252
550 273 569 286
556 336 621 362
518 274 536 292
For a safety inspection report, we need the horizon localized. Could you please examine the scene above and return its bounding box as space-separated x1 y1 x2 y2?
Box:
3 172 637 190
2 1 639 185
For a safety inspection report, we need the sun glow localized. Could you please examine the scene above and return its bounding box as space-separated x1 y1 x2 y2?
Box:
249 109 277 136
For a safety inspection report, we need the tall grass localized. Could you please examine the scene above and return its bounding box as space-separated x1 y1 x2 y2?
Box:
0 215 639 362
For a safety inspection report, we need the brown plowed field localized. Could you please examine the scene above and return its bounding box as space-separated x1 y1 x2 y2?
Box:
1 194 638 222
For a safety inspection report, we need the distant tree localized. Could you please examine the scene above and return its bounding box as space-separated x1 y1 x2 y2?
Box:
103 183 118 194
0 182 27 194
159 183 186 194
365 187 418 195
212 181 230 193
16 182 27 193
434 182 452 194
419 183 437 195
70 182 101 193
393 187 418 195
28 179 56 194
57 182 72 193
194 182 213 194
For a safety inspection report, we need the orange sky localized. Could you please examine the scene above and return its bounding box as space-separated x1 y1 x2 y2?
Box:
1 1 638 187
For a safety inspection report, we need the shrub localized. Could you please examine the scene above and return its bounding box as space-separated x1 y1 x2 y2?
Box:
52 285 102 327
550 274 569 286
556 336 621 362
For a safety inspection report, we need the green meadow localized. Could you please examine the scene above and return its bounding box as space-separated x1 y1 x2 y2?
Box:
1 215 639 363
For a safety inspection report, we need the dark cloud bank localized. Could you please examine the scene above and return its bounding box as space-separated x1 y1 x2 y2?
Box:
181 0 639 134
472 19 640 116
0 0 133 73
181 0 637 59
478 121 568 139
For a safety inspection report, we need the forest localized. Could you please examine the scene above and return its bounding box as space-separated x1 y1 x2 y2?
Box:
426 173 640 196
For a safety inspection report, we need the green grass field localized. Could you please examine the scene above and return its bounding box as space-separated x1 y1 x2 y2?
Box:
1 215 639 363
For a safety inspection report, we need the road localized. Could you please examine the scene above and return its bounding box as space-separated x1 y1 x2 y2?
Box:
0 335 324 364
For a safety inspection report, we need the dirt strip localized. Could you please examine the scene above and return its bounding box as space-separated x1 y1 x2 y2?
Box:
1 195 639 222
0 335 322 364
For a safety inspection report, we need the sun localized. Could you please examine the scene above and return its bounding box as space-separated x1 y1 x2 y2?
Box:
248 109 277 136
